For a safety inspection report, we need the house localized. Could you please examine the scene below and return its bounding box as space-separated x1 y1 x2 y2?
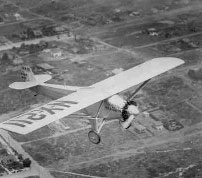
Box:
51 48 62 57
134 122 146 133
14 13 23 21
13 58 23 65
19 33 28 40
33 29 43 38
54 25 67 34
42 48 63 58
152 121 164 131
18 50 29 55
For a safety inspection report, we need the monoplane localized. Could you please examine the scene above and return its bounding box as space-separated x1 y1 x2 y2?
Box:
0 57 184 144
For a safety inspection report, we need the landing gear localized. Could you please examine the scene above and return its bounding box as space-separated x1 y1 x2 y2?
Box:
88 130 101 144
88 101 106 144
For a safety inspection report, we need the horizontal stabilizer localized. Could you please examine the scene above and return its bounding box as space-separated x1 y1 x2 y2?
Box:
9 81 39 90
9 74 52 90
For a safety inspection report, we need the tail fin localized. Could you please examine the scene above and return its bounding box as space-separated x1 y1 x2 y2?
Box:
21 66 36 82
9 66 52 90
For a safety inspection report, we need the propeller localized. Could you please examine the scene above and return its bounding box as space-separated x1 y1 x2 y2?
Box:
121 79 151 123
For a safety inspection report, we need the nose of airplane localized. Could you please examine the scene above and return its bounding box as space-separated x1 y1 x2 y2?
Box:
127 105 139 115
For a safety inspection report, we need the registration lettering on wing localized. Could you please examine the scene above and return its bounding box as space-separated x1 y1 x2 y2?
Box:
3 100 78 128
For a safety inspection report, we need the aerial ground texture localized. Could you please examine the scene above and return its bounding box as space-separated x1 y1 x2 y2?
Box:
0 0 202 177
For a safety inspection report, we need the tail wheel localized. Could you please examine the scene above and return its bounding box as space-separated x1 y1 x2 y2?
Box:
88 130 101 144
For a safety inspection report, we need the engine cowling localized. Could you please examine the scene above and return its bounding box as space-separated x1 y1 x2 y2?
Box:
106 95 126 111
106 95 139 122
121 100 139 122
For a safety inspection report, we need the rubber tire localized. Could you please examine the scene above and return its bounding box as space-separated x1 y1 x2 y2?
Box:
88 130 101 144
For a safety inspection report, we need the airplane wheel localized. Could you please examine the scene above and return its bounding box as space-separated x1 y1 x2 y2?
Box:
88 130 101 144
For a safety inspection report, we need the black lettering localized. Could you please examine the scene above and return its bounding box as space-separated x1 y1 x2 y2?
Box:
40 106 64 115
10 120 33 124
49 102 70 108
25 113 46 120
49 100 77 108
3 122 25 127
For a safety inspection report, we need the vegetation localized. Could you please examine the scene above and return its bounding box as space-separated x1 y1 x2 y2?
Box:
23 158 32 167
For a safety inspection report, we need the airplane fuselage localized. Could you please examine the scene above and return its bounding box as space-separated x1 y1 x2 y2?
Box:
30 85 122 119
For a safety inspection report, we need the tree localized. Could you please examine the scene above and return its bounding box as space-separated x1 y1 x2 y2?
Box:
18 154 23 162
29 44 37 54
1 53 11 65
20 43 26 49
23 158 31 168
27 28 35 39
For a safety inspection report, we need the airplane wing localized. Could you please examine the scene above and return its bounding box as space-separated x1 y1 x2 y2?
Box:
0 57 184 134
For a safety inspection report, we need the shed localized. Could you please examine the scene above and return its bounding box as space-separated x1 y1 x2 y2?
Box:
36 63 55 70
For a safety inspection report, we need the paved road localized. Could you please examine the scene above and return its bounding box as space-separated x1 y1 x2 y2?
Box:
0 34 72 52
0 129 54 178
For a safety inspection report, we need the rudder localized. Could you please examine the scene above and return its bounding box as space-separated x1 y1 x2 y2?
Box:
9 66 52 90
21 66 36 82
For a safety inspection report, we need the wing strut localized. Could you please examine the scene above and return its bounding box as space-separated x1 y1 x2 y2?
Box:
127 79 151 101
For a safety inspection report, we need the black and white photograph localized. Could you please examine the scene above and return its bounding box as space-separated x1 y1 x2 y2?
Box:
0 0 201 177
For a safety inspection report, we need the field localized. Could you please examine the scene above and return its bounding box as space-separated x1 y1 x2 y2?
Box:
0 0 202 178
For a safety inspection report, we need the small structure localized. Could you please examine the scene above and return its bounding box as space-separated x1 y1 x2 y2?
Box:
143 28 159 36
1 155 17 166
18 50 29 56
19 33 28 40
150 110 166 121
13 58 23 65
33 29 43 38
134 122 146 133
152 122 164 131
71 47 79 54
14 13 23 21
36 63 55 70
163 119 184 131
129 11 140 17
54 25 67 34
188 68 202 80
42 48 62 58
0 36 10 45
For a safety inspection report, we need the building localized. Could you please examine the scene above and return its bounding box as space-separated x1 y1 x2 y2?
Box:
14 13 23 21
152 122 164 131
54 25 67 34
13 58 23 65
33 29 43 38
36 63 55 70
134 122 146 133
42 48 63 58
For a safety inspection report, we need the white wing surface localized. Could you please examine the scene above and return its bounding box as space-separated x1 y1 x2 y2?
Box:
0 57 184 134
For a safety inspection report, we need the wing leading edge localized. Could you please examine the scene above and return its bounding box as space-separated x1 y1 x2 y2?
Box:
0 57 184 134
